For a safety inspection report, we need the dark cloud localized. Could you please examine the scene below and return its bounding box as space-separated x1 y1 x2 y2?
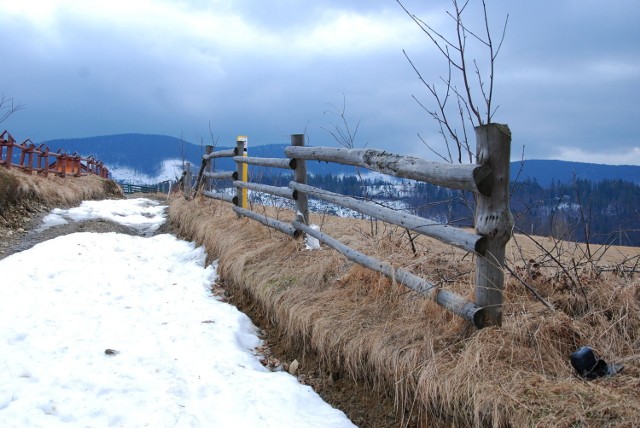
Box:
1 0 639 165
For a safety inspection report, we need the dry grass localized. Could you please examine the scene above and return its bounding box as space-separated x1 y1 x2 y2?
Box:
169 196 640 427
0 167 122 225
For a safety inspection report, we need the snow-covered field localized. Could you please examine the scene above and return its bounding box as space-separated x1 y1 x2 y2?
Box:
109 159 184 185
0 198 355 427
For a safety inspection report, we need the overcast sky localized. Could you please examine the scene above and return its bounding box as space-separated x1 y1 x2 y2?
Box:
1 0 639 165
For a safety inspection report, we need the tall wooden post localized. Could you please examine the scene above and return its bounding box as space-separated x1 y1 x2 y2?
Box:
184 162 192 198
291 134 309 225
59 155 67 177
474 124 514 327
18 143 26 169
25 144 35 174
205 145 213 191
41 147 50 177
74 156 82 177
5 134 15 169
235 136 248 209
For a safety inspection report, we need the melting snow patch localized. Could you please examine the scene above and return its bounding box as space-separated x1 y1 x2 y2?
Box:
305 224 321 250
0 199 354 427
38 198 167 235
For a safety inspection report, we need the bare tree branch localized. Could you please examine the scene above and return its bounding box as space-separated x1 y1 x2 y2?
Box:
0 95 24 125
322 94 361 149
397 0 508 163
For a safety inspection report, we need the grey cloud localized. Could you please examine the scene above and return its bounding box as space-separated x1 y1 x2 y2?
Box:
1 0 639 166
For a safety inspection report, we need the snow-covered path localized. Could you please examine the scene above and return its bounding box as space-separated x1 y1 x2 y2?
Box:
0 199 355 428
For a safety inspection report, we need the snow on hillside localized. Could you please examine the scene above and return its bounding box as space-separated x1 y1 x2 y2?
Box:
109 158 184 185
0 198 355 427
239 189 410 219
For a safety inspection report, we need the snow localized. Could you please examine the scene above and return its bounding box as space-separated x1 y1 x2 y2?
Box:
110 159 184 185
39 198 167 235
304 225 321 250
0 198 355 428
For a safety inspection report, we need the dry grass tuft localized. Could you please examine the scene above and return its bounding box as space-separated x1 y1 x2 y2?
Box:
169 195 640 427
0 168 123 227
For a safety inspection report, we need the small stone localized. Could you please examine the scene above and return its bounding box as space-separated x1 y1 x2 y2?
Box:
104 349 120 356
17 228 25 233
288 359 299 376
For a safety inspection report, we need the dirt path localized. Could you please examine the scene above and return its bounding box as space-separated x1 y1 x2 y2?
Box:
0 195 169 261
0 198 404 427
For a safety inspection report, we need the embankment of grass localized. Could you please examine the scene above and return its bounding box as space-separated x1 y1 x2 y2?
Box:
0 167 122 228
169 195 640 427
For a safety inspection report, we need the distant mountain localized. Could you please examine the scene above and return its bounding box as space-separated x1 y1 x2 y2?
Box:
43 133 357 182
510 159 640 186
44 134 640 185
44 134 199 176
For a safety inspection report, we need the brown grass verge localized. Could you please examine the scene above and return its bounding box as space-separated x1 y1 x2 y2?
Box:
0 167 122 227
169 195 640 427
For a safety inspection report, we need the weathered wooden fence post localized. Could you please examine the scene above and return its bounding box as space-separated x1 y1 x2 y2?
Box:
184 162 192 198
40 146 50 176
5 133 15 169
59 154 67 177
474 124 514 327
205 145 213 192
73 156 82 177
235 136 248 209
24 143 35 174
291 134 309 224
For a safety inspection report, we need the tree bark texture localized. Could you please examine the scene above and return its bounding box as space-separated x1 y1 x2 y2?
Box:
474 124 514 327
284 146 492 195
291 134 309 224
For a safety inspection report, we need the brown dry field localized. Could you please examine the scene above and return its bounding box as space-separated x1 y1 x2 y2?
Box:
169 195 640 427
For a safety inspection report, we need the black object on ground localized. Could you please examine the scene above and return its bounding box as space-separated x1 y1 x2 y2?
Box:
570 346 623 379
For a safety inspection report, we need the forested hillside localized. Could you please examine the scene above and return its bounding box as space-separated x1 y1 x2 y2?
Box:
41 134 640 245
245 173 640 247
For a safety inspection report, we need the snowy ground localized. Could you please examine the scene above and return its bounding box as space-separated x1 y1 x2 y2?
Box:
0 198 355 427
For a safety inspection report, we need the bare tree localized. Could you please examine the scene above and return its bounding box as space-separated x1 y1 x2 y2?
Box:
0 94 24 125
322 94 362 150
397 0 508 164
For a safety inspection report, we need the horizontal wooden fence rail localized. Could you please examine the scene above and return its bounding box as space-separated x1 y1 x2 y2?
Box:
233 155 296 170
203 148 236 160
204 171 236 180
234 206 301 238
1 130 110 178
191 124 513 328
292 220 485 324
192 147 238 198
233 181 297 201
283 146 493 196
288 181 485 255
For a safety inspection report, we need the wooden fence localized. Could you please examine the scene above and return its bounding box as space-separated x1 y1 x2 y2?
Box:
188 124 513 328
0 130 109 178
121 181 172 195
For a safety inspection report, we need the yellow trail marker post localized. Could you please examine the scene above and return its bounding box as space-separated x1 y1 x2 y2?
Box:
236 136 248 209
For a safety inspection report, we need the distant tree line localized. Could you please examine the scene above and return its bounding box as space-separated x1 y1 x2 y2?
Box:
249 173 640 247
509 178 640 246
